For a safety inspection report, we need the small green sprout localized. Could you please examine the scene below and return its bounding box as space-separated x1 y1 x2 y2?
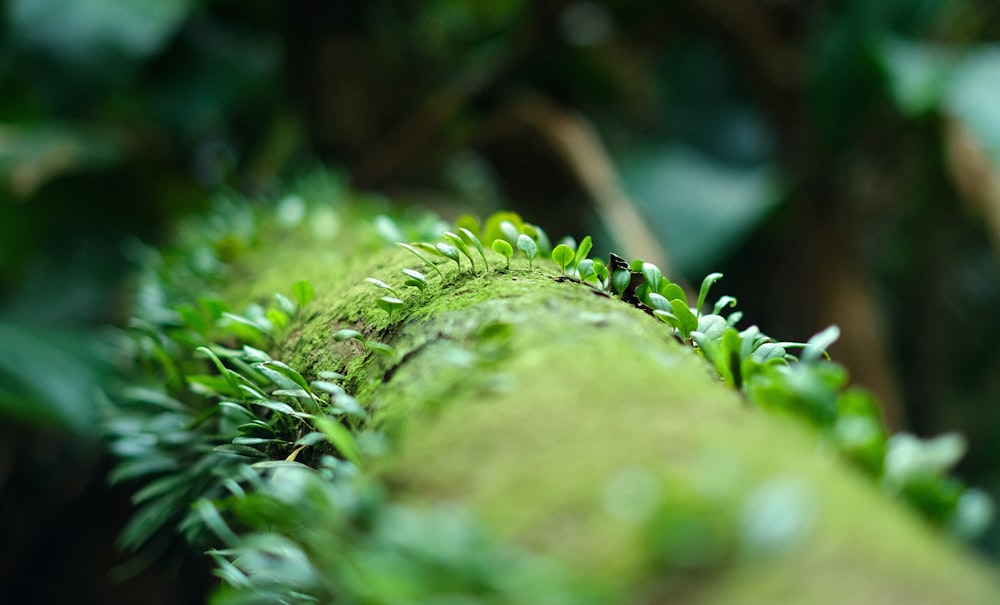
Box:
577 258 596 283
376 295 405 322
801 325 840 363
516 234 538 269
443 231 478 272
274 292 296 317
573 235 593 268
552 244 575 274
593 258 609 288
459 227 489 269
265 307 290 331
365 277 399 297
314 415 362 467
499 220 521 243
436 242 462 271
641 262 663 294
492 239 513 269
696 272 724 316
397 242 445 279
662 283 687 305
333 328 395 357
401 268 427 292
611 268 632 297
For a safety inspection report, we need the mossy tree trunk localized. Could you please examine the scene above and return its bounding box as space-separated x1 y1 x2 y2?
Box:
220 221 999 604
126 198 998 604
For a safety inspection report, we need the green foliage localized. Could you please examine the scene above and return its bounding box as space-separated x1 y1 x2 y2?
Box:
491 239 513 269
401 267 427 292
397 242 446 279
442 231 478 273
552 244 575 274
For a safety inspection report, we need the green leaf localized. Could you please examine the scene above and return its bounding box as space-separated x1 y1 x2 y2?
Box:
459 227 489 269
265 308 289 331
611 269 632 297
376 296 404 315
670 299 699 338
647 292 672 312
214 444 268 459
696 273 724 316
482 211 525 243
221 312 272 336
577 258 596 282
593 258 609 285
714 295 738 315
314 416 362 467
108 457 179 484
573 235 593 268
367 341 397 357
491 239 513 269
802 325 840 363
641 262 663 294
663 283 687 305
499 220 522 244
397 242 446 279
261 360 312 394
333 329 366 344
195 499 241 546
877 38 958 117
196 346 242 395
295 432 328 447
436 242 461 270
517 234 538 269
401 268 426 291
443 231 477 272
292 280 315 307
241 345 271 363
365 277 398 296
253 400 300 416
552 244 575 273
274 292 296 318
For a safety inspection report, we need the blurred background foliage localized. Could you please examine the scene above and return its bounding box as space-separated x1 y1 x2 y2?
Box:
2 0 1000 601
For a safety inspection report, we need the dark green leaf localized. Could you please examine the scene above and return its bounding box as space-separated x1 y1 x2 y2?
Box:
214 444 269 459
195 499 241 546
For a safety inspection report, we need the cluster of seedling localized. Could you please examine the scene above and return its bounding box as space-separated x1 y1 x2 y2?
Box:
363 213 552 323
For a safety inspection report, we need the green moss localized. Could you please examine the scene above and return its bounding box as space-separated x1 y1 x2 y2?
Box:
288 251 1000 602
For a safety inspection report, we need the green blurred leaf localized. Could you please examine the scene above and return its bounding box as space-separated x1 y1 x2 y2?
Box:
877 38 958 117
10 0 190 61
292 280 315 307
944 46 1000 170
0 321 106 433
620 146 782 274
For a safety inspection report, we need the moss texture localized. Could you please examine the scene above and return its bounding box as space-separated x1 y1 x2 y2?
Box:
231 234 1000 604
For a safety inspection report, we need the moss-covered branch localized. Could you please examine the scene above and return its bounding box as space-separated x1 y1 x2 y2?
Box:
109 187 999 603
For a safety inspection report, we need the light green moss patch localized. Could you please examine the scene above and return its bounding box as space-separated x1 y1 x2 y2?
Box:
365 271 1000 603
